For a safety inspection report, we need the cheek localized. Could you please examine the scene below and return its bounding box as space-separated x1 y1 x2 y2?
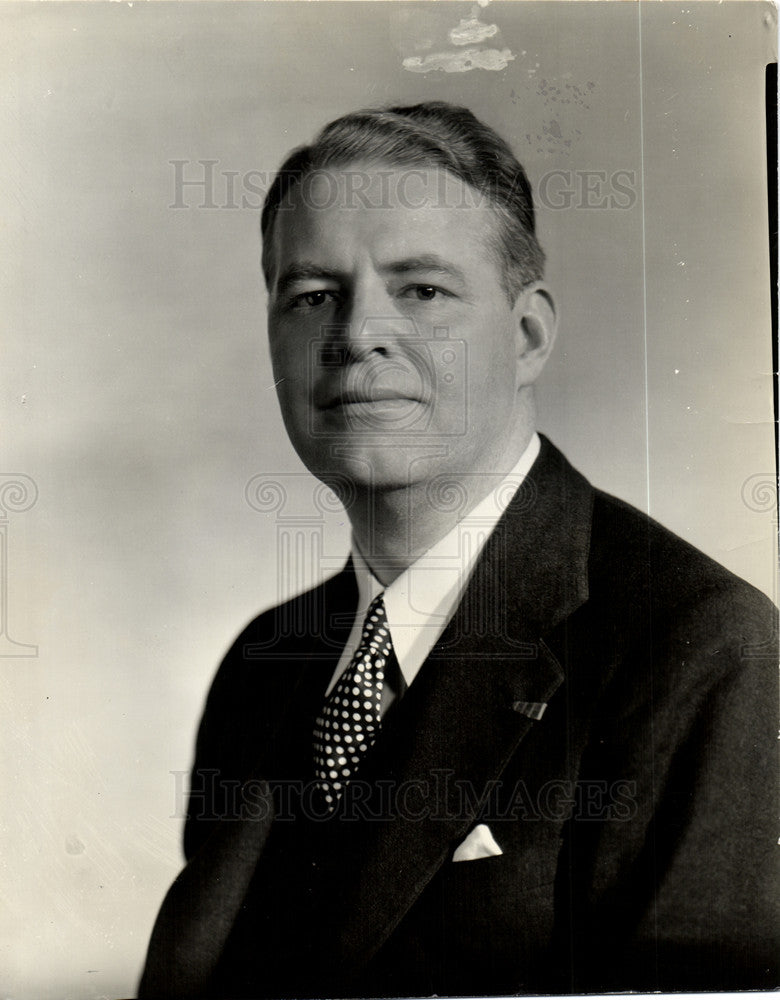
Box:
269 341 309 420
270 330 308 385
267 328 286 373
464 319 517 395
274 386 312 452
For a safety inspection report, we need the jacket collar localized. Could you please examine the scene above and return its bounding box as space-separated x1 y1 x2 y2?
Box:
474 431 593 640
327 433 592 656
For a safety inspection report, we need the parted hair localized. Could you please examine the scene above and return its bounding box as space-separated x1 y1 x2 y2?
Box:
260 101 545 300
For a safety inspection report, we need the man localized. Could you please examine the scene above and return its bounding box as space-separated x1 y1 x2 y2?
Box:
140 102 778 998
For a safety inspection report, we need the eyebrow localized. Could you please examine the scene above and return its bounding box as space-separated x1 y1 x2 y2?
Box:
274 254 469 296
275 262 345 296
381 256 468 285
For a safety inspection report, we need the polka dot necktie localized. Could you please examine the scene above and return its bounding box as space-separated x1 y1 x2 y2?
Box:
313 593 396 811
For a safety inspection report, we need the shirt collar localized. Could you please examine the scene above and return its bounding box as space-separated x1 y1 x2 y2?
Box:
350 433 541 683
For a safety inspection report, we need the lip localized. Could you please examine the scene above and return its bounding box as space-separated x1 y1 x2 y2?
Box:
320 390 423 409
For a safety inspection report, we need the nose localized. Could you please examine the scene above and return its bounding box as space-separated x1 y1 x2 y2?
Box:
339 280 401 361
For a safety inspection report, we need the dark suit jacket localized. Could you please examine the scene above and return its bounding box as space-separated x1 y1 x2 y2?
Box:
139 437 779 998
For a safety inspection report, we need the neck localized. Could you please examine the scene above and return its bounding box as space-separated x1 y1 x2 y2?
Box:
348 427 536 586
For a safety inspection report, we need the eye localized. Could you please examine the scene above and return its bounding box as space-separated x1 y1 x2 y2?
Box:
401 285 448 301
292 290 338 309
295 289 333 309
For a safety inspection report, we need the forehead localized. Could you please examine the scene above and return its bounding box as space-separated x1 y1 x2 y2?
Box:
268 165 503 279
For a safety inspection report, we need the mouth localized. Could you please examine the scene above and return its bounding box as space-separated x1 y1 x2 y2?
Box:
320 390 423 410
314 362 429 423
314 385 429 430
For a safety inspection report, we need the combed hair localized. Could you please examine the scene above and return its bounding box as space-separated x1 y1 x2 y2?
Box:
261 102 545 300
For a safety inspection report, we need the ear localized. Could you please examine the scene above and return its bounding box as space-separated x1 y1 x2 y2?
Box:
511 283 558 386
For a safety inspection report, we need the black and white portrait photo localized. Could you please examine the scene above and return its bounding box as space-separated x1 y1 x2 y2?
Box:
3 3 778 998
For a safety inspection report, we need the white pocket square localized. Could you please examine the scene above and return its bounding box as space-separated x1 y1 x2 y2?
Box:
452 823 503 862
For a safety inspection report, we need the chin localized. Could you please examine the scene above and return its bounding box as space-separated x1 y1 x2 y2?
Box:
299 441 426 494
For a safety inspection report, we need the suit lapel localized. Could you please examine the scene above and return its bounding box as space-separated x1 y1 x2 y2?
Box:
304 437 595 979
263 563 358 783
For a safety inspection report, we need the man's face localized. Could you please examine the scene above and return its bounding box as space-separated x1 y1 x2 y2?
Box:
266 166 536 493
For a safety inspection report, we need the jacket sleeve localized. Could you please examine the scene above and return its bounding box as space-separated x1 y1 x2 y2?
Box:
182 644 244 862
139 614 282 999
556 579 779 991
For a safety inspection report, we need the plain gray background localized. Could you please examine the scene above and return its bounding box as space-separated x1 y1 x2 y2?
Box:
2 2 776 997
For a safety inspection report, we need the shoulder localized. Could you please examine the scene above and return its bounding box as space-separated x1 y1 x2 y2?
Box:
205 566 356 714
575 487 778 747
530 438 777 722
534 437 776 660
589 486 776 637
182 569 354 857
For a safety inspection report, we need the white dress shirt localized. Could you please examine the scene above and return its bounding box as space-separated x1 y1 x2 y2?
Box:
325 434 541 712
